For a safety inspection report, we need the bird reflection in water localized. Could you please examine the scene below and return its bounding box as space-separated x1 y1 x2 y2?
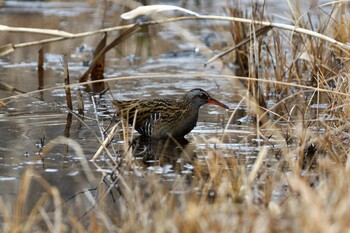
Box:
130 136 195 172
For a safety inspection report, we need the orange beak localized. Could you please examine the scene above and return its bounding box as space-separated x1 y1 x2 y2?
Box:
207 98 229 109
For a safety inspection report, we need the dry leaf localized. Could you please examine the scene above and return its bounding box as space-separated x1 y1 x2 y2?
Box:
121 5 199 20
0 100 5 107
298 51 314 62
298 51 324 65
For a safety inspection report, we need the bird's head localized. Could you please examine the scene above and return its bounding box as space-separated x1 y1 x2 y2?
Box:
185 88 229 109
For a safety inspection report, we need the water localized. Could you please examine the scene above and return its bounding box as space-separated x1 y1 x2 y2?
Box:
0 0 329 216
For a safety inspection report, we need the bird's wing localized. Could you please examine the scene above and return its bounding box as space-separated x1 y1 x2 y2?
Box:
136 99 178 127
112 100 142 124
112 99 183 126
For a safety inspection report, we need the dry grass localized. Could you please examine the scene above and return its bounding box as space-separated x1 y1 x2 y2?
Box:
1 0 350 232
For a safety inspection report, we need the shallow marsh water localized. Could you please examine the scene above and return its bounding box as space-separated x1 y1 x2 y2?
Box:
0 0 330 216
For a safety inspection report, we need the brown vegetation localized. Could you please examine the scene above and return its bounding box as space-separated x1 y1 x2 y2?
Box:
0 1 350 232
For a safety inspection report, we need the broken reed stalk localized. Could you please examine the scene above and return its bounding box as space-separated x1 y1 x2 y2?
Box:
38 47 44 100
92 123 119 161
0 82 25 96
79 25 141 83
76 89 84 115
63 112 73 144
62 53 74 158
90 33 107 92
221 97 246 142
90 94 106 142
1 14 349 57
63 54 72 110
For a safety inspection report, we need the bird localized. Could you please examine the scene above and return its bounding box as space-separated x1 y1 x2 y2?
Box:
112 88 229 138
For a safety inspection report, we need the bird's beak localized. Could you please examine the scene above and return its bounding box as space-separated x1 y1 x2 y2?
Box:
207 98 229 109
